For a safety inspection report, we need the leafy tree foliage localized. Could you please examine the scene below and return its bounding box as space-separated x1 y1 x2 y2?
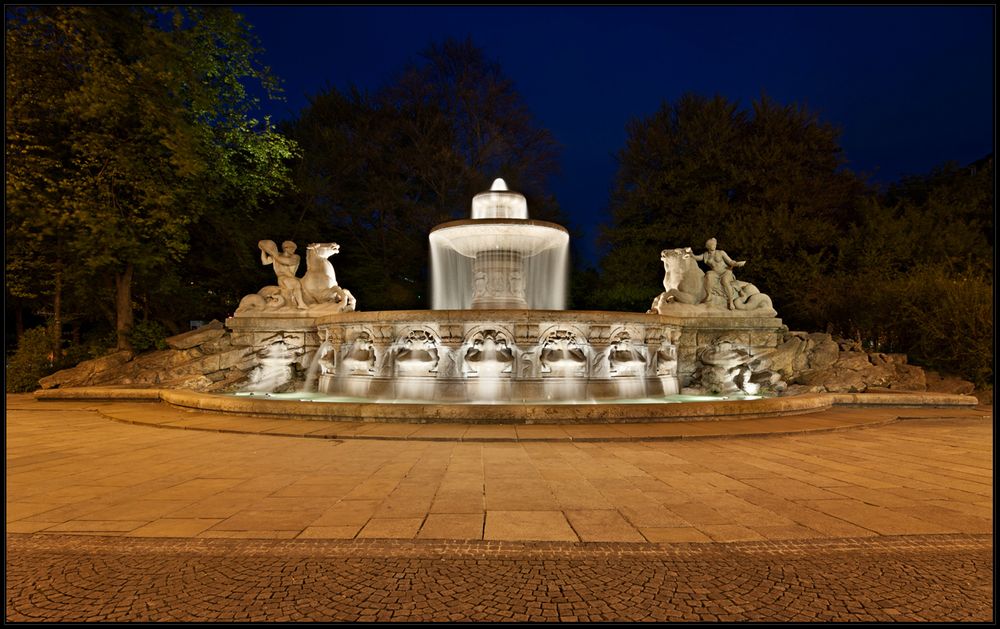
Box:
386 38 563 221
817 158 994 385
5 6 297 351
599 93 991 384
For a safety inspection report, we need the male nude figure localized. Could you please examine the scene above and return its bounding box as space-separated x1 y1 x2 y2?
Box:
259 239 307 309
691 238 746 310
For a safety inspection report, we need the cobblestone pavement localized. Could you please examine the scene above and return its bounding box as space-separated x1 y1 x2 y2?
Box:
6 533 992 622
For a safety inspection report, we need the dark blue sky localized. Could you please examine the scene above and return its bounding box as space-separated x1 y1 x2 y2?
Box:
235 5 994 263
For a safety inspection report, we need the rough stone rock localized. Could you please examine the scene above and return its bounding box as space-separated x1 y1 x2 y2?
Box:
807 332 832 344
782 383 825 396
868 352 899 368
924 370 975 396
807 339 840 370
132 350 174 371
165 320 225 350
834 352 872 371
198 335 234 355
861 365 896 389
134 369 163 385
39 350 135 389
838 338 864 352
888 363 927 391
34 327 260 393
169 375 215 391
204 369 252 392
38 364 90 390
763 337 808 377
795 367 868 392
168 348 205 367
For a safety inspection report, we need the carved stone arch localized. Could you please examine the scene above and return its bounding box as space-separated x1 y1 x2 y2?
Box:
537 326 590 377
463 324 516 347
462 325 517 377
393 326 442 376
537 324 588 347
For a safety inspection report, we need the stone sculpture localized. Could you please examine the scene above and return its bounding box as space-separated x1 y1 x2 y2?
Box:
692 238 745 310
235 240 356 316
648 243 776 317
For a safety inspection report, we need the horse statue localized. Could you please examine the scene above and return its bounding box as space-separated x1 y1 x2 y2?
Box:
648 248 775 315
298 242 355 311
234 240 357 316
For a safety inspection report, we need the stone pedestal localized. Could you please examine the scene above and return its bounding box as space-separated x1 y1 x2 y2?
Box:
471 250 527 309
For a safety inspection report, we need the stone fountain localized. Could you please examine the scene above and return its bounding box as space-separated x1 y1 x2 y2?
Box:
225 178 787 403
429 178 568 310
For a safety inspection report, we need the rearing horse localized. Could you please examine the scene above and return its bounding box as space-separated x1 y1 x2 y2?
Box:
301 242 356 311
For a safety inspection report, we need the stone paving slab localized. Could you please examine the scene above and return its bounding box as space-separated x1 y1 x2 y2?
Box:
5 533 992 622
6 395 992 549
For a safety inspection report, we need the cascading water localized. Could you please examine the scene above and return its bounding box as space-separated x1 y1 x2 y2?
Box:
243 338 300 393
429 178 569 310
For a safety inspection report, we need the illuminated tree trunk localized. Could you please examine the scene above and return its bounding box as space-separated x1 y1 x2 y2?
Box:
51 261 63 362
115 263 134 351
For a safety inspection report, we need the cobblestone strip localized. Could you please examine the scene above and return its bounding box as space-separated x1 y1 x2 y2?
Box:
7 534 992 622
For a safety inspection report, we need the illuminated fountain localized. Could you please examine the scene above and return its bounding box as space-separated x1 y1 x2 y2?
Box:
430 178 568 310
226 178 787 408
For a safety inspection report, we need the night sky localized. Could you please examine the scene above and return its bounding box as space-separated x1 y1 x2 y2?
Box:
235 5 994 264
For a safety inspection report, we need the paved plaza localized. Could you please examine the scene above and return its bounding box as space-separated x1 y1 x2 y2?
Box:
5 394 994 621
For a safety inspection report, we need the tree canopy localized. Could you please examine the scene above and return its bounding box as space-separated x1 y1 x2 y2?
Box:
596 92 992 384
597 93 866 321
6 6 298 351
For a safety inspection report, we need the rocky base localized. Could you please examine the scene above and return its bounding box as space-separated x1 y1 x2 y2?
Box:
37 323 979 401
38 321 257 393
768 331 975 397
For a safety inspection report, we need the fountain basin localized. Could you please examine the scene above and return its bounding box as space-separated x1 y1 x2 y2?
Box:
429 219 569 257
429 219 569 310
167 388 823 424
226 309 789 405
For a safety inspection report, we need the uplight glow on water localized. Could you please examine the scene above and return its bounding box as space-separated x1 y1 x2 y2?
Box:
230 392 766 405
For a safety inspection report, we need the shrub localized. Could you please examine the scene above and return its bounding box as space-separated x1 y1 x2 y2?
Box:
818 266 993 387
897 268 993 387
5 325 57 393
128 320 169 352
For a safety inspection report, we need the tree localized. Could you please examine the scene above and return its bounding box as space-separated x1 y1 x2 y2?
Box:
819 158 994 384
5 6 297 351
278 87 460 309
277 38 566 310
598 93 866 322
385 37 565 223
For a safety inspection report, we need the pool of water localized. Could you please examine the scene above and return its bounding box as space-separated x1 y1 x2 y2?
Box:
229 391 768 405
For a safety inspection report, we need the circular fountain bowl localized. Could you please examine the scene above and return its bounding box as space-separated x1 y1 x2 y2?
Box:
429 219 569 257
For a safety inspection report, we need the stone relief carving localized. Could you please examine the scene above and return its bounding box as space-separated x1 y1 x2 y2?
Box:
394 330 441 375
463 329 515 376
342 332 377 375
539 330 588 376
686 338 785 395
607 332 647 376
